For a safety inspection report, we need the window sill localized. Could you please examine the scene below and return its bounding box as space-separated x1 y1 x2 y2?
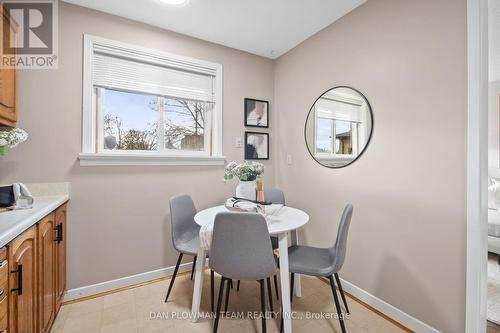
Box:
315 154 355 161
78 153 226 166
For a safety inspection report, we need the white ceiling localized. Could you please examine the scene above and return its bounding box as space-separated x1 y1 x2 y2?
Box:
61 0 367 59
490 0 500 82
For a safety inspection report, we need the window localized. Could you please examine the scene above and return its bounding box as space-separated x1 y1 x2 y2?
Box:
316 118 333 154
80 35 224 166
101 89 158 151
313 92 366 162
99 89 211 153
315 118 357 156
334 120 353 155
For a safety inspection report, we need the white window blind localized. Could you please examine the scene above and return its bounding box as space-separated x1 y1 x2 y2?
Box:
92 48 216 103
315 98 364 123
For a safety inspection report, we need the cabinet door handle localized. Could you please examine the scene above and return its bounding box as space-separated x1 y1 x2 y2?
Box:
58 223 63 243
10 264 22 296
53 224 63 243
54 225 59 242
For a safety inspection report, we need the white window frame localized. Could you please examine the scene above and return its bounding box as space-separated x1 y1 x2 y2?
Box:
79 34 225 166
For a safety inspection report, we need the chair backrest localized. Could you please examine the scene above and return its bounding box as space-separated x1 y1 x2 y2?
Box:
264 188 285 205
169 195 199 251
209 212 277 280
329 204 354 272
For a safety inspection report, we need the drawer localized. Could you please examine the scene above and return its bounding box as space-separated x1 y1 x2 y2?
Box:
0 314 6 330
0 314 6 331
0 288 7 328
0 314 6 332
0 281 7 303
0 259 7 286
0 248 6 262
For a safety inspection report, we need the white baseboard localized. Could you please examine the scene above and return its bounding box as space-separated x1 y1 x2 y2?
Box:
64 261 196 302
65 263 440 332
338 277 441 333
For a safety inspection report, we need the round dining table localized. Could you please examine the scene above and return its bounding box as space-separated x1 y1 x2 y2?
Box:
190 204 309 333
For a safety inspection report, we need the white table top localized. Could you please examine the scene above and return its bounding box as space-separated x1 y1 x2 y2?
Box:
194 205 309 235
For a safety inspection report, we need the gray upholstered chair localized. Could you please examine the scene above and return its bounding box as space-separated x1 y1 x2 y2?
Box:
264 188 285 206
235 188 284 300
165 195 215 311
287 204 353 333
210 212 278 333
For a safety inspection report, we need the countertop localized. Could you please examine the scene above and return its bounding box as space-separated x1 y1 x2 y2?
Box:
0 193 69 248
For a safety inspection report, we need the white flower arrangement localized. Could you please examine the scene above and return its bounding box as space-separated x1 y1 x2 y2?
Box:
0 128 28 156
224 161 264 181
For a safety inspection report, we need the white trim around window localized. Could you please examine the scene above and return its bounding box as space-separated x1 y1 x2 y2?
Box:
78 152 226 166
80 34 225 166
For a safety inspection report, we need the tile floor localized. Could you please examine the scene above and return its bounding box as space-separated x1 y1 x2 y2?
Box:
51 272 407 333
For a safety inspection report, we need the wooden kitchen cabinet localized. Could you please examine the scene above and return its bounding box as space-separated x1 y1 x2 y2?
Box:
9 226 38 333
0 4 18 127
38 213 56 333
4 202 68 333
0 247 8 333
55 204 66 313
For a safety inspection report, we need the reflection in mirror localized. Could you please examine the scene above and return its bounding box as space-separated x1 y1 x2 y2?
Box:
305 87 373 168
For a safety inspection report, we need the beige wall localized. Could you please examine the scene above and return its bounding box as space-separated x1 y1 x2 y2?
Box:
0 0 470 331
273 0 467 332
0 3 275 289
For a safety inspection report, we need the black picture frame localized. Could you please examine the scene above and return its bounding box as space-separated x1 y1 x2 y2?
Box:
244 131 269 160
244 98 269 128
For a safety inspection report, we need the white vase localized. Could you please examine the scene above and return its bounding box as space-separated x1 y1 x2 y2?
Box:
236 180 256 200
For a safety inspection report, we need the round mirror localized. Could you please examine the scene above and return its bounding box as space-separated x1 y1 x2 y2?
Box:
305 86 373 168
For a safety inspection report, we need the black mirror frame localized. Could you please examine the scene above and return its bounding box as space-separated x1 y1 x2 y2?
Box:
304 86 374 169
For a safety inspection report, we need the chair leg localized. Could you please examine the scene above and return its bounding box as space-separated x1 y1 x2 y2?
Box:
266 277 274 317
210 270 215 313
213 277 226 333
335 273 350 314
237 280 241 291
165 253 183 302
224 279 232 313
328 275 346 333
273 275 279 300
280 308 283 333
259 279 267 333
290 273 295 303
190 255 197 280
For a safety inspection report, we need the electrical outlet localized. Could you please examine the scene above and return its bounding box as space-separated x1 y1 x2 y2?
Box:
235 137 242 148
286 154 292 165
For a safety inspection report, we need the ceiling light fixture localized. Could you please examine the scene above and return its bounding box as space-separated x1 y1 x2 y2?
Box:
158 0 188 5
